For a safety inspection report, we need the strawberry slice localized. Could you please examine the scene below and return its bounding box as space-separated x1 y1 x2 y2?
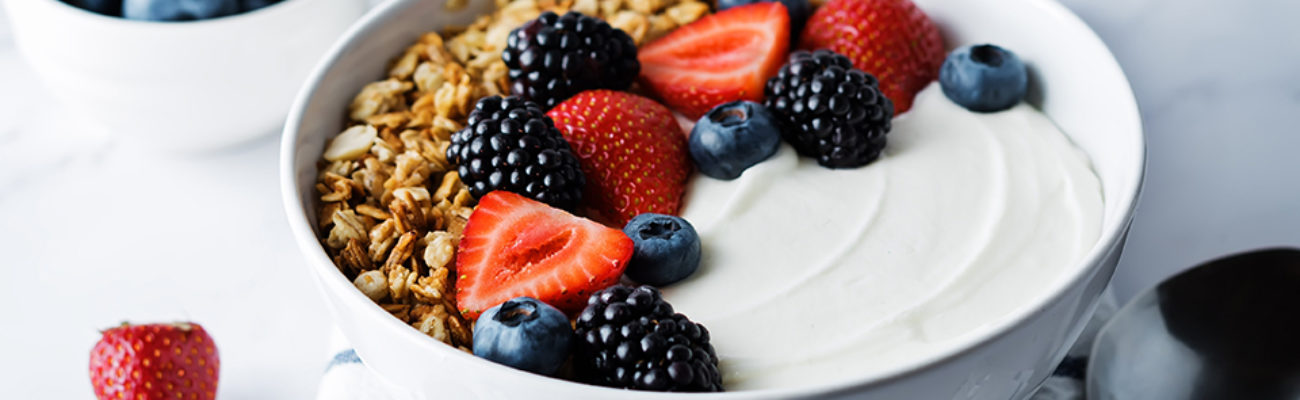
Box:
638 2 790 119
455 191 633 319
799 0 946 114
547 90 692 227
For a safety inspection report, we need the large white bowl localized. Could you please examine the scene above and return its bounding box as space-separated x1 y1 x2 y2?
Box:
281 0 1144 398
4 0 368 150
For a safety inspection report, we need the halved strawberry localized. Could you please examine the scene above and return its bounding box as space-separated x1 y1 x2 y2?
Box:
455 191 633 319
799 0 946 114
547 90 692 227
637 2 790 119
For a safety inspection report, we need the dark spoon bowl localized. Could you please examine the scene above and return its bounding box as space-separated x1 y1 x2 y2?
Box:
1089 248 1300 400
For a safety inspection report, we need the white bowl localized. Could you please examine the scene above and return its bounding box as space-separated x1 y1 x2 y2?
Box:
281 0 1144 398
4 0 368 150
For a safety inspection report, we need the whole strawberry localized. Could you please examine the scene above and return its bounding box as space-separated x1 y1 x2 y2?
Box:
547 90 692 226
799 0 945 114
90 322 219 400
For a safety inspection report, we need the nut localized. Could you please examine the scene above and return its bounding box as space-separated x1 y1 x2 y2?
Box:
349 79 413 122
354 270 389 301
324 125 379 162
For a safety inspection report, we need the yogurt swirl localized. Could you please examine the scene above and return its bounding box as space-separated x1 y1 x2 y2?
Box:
666 84 1103 390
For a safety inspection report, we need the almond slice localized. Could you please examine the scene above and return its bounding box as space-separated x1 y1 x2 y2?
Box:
324 125 378 161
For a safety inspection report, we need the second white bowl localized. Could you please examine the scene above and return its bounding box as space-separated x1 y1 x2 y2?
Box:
4 0 369 150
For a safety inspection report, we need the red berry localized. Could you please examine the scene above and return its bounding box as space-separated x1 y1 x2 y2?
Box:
89 322 219 400
547 90 692 226
637 2 790 119
455 191 634 319
799 0 945 114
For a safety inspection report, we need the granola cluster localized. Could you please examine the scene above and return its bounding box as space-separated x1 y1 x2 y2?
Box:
314 0 709 349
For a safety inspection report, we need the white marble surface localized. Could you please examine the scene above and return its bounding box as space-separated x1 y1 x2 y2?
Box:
1 0 1298 399
1058 0 1300 300
0 5 331 399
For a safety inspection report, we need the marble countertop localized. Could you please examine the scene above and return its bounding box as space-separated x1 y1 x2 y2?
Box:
2 0 1298 398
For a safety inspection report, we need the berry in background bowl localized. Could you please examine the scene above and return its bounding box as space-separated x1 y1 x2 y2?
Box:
61 0 122 15
3 0 367 150
63 0 286 20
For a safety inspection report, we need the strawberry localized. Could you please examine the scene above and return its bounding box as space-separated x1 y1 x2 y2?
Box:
637 2 790 119
455 191 634 319
547 90 692 226
89 322 219 400
799 0 946 114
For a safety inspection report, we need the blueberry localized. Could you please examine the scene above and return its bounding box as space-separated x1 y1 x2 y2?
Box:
61 0 123 16
939 44 1029 113
240 0 281 12
716 0 811 41
123 0 240 21
623 214 702 286
473 297 574 376
689 100 781 180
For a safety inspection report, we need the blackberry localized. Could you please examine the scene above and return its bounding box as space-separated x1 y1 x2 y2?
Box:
502 11 640 109
446 96 585 210
574 285 723 392
764 50 894 168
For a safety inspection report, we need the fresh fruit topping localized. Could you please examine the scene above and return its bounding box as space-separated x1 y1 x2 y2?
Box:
123 0 239 21
689 100 782 180
637 2 790 119
547 90 692 226
473 297 575 376
765 50 893 168
623 214 702 286
61 0 123 16
90 322 219 400
939 44 1029 113
455 191 634 319
716 0 810 42
798 0 945 114
503 11 640 109
574 285 723 392
446 96 586 211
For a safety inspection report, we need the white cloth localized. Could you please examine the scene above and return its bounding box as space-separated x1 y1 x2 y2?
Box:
317 291 1118 400
317 340 419 400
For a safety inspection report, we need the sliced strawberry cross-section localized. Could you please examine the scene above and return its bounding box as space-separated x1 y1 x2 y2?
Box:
455 191 634 319
638 2 790 119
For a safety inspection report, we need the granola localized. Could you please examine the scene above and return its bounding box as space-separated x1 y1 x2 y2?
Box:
315 0 708 349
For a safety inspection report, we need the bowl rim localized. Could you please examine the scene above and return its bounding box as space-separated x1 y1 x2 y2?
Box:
279 0 1146 396
31 0 304 27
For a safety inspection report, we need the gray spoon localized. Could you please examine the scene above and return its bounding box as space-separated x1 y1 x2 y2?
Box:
1087 248 1300 400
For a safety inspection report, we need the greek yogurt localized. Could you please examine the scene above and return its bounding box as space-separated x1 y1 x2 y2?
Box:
667 83 1103 390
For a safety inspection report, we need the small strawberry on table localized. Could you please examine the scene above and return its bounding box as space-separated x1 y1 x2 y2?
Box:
89 322 219 400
